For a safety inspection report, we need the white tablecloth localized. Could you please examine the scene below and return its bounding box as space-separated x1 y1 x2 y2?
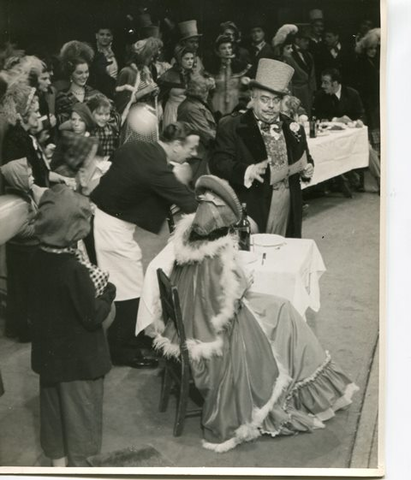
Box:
245 237 326 315
303 126 369 188
136 236 326 335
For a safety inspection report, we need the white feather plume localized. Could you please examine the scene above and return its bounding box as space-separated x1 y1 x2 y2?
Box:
272 24 299 47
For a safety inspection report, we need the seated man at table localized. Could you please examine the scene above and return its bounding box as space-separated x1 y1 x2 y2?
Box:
313 68 365 126
210 59 314 238
153 174 358 452
313 68 366 195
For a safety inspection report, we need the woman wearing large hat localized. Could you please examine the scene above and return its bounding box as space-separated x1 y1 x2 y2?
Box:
153 175 358 451
210 58 314 237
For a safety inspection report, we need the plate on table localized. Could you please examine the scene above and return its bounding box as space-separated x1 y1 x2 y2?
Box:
252 234 286 248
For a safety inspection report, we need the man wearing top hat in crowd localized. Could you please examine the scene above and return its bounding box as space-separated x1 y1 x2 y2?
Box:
210 59 314 238
174 20 204 75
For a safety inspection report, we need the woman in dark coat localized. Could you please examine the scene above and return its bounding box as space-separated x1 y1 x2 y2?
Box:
158 44 196 129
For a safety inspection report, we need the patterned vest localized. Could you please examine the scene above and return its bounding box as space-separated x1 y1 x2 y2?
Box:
260 129 289 189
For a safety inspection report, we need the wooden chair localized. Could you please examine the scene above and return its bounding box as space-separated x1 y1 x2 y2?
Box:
156 268 202 436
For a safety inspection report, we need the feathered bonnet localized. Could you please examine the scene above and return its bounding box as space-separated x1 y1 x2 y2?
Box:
272 24 298 48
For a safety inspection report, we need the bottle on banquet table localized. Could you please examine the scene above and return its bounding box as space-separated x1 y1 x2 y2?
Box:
309 113 317 138
235 203 251 251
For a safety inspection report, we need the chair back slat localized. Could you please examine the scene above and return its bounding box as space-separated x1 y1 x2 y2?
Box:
157 269 190 362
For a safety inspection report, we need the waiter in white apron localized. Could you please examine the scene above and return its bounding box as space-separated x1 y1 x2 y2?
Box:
91 122 199 368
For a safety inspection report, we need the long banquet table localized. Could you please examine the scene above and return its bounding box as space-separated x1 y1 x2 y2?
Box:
303 126 369 188
135 234 326 336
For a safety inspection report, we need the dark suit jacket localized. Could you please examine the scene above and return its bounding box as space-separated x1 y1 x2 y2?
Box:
315 42 353 85
91 141 197 233
89 51 117 99
313 86 365 122
177 96 216 152
248 42 276 78
2 124 49 188
210 110 313 237
285 50 317 115
177 95 216 185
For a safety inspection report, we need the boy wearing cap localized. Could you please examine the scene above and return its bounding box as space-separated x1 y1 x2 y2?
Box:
210 59 314 238
29 185 116 467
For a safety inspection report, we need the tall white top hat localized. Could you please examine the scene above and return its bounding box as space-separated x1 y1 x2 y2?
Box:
249 59 295 96
309 9 324 21
178 20 202 40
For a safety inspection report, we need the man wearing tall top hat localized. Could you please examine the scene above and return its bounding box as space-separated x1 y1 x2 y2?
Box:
137 13 161 39
175 20 204 75
210 59 314 238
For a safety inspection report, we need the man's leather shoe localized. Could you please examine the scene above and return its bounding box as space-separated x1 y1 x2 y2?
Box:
127 356 159 369
112 354 159 369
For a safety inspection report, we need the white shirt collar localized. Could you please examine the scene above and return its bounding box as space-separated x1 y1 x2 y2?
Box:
254 40 266 52
335 84 342 99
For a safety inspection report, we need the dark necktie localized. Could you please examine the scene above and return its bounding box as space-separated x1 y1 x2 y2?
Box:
259 119 282 135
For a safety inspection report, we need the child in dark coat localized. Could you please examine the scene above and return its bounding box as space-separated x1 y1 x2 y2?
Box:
29 184 116 467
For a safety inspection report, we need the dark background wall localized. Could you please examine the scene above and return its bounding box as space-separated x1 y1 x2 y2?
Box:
0 0 381 56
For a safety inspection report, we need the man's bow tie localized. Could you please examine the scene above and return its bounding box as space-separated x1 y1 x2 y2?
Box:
259 120 283 134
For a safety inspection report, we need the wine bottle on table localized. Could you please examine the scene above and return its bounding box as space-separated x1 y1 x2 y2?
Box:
309 107 317 138
309 115 317 138
236 203 251 251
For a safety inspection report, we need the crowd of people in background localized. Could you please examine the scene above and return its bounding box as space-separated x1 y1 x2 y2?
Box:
0 7 380 467
0 9 381 198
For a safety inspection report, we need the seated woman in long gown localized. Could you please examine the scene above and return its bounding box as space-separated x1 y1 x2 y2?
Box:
153 175 358 452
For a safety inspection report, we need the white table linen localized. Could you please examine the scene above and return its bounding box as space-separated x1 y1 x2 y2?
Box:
136 235 326 336
303 126 369 188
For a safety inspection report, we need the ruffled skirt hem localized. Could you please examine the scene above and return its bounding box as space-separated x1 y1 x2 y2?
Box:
202 354 359 452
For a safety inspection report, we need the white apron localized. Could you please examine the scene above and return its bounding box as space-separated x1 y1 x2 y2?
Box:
94 208 143 301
